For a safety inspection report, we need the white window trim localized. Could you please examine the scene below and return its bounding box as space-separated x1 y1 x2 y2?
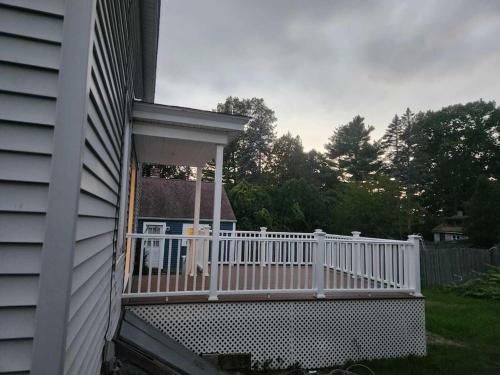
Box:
142 222 166 269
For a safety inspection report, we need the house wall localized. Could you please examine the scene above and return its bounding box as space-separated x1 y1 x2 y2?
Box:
0 0 148 373
0 1 65 373
137 218 235 269
64 1 142 374
433 232 466 243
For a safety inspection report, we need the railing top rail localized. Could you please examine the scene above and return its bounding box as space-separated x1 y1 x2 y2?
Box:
325 235 353 240
219 229 315 236
219 230 261 234
325 237 410 244
128 231 411 244
126 233 212 240
356 236 410 244
126 232 320 242
218 230 409 243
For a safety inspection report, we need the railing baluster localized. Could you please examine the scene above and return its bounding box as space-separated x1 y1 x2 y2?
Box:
390 244 395 288
165 240 171 292
289 241 294 290
346 243 350 288
339 242 344 289
227 239 233 291
252 240 257 290
235 240 241 291
127 238 136 294
183 244 189 292
332 241 337 289
297 242 304 289
243 240 248 290
282 241 287 290
259 239 264 290
138 238 145 293
156 239 162 292
146 239 154 293
175 240 180 292
268 240 273 289
192 240 198 292
304 242 309 289
383 244 389 289
367 244 372 288
355 242 360 289
397 244 402 288
218 240 224 291
325 241 329 288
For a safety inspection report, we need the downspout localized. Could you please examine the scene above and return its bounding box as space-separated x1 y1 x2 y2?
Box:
117 121 132 251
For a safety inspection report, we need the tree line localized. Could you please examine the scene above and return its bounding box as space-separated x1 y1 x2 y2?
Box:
144 97 500 247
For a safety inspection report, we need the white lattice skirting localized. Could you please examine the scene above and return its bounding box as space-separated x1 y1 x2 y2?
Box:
128 298 426 369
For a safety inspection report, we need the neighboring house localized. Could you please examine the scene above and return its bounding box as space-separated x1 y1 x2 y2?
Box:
433 211 468 243
0 0 426 373
137 177 236 269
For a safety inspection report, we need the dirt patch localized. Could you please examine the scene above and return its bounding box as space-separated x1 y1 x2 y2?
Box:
425 300 454 307
426 332 466 347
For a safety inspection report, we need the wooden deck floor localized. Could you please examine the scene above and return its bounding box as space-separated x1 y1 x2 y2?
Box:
123 265 416 304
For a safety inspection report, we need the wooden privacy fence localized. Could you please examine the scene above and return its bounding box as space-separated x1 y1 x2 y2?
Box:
420 245 500 287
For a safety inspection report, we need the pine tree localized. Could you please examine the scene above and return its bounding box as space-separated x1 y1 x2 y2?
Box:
325 115 380 181
380 108 417 233
381 114 405 179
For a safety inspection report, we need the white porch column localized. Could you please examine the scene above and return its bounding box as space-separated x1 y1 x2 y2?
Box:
209 144 224 300
193 166 202 234
189 166 203 276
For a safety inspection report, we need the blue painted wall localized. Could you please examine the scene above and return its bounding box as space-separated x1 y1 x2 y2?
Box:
137 218 235 269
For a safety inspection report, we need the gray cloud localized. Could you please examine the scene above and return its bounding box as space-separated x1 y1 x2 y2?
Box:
156 0 500 150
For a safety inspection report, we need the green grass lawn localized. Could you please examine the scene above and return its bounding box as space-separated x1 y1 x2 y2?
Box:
363 288 500 374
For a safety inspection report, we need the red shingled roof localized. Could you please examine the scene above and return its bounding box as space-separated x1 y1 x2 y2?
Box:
139 178 236 221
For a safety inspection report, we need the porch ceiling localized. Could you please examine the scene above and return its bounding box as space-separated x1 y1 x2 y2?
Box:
132 101 250 166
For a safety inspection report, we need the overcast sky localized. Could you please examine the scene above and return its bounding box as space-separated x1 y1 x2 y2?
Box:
155 0 500 151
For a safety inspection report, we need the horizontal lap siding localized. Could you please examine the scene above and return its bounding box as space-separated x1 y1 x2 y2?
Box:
0 1 63 373
65 1 140 374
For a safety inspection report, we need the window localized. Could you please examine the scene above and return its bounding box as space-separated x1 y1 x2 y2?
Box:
142 222 166 269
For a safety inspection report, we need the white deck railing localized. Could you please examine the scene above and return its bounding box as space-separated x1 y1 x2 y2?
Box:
122 230 421 300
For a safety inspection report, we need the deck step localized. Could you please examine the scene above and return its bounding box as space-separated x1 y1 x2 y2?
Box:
115 310 219 375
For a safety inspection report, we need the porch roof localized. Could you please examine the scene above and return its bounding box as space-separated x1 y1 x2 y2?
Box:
139 178 236 221
132 101 249 166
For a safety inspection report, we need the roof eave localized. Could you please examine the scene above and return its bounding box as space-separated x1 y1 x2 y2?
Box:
139 0 161 102
133 101 250 133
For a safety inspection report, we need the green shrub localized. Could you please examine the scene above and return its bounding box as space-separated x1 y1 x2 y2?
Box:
449 266 500 299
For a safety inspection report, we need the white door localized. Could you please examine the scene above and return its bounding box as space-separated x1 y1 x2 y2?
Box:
143 222 166 270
